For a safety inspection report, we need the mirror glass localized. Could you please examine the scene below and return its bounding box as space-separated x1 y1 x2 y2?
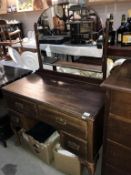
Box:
36 0 104 78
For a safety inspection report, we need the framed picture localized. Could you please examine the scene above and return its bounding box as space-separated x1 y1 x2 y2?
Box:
0 0 7 14
16 0 33 12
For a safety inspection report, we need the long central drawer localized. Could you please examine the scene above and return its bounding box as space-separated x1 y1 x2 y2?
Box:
38 104 87 140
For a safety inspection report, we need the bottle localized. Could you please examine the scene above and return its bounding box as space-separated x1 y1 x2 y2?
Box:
117 14 126 44
108 14 116 45
121 10 131 46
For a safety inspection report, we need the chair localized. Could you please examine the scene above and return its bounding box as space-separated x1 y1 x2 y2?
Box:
0 47 24 68
0 20 23 58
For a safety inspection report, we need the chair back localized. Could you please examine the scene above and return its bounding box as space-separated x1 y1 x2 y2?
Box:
0 20 23 58
0 20 10 41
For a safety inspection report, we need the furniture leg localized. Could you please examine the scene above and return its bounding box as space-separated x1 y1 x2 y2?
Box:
86 161 96 175
10 123 21 145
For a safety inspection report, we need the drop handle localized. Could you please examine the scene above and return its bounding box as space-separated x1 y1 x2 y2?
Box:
55 117 67 126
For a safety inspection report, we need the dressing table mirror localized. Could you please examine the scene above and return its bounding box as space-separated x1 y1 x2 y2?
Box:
34 0 106 82
2 1 105 175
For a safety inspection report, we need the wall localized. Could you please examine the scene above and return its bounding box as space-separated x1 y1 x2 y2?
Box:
1 1 131 36
91 1 131 30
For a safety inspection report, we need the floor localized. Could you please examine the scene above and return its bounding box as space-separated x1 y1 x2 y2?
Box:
0 136 102 175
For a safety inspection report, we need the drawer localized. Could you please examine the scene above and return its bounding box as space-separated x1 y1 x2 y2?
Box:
60 131 87 160
105 140 131 173
110 91 131 119
107 113 131 148
9 110 22 128
6 95 37 118
9 110 38 130
103 163 129 175
38 104 87 139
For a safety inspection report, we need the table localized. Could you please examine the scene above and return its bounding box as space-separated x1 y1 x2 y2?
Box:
2 69 104 175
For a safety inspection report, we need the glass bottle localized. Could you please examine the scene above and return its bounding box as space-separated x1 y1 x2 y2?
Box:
121 10 131 46
117 14 126 44
108 13 116 45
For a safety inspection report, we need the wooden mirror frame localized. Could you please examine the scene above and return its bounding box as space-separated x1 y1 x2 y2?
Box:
34 2 107 84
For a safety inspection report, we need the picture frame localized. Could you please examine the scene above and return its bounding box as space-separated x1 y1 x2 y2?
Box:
16 0 33 12
0 0 7 14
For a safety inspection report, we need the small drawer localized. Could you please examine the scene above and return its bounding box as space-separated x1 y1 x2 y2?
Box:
107 113 131 148
6 95 37 118
38 104 87 140
60 131 87 160
9 110 22 128
110 91 131 119
9 109 37 130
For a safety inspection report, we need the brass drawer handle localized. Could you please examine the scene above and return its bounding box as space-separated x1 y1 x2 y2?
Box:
55 117 67 126
67 140 80 151
15 102 24 111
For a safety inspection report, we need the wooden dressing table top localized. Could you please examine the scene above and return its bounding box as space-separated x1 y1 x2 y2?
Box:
2 70 104 119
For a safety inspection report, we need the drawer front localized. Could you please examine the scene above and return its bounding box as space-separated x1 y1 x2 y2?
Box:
60 131 87 160
107 113 131 148
9 110 22 128
38 104 87 139
9 110 38 130
103 163 129 175
105 140 131 173
110 91 131 119
6 95 37 118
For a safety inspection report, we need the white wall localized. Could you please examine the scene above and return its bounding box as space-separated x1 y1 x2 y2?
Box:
90 2 131 30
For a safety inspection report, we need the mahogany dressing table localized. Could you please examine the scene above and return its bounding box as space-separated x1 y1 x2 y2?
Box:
2 3 106 175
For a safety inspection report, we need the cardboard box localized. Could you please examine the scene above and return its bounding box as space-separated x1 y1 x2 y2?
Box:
22 131 60 164
54 144 81 175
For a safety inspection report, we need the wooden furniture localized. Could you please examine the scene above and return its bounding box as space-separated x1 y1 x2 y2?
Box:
101 19 131 175
2 69 105 175
101 60 131 175
8 22 24 38
0 19 23 58
35 4 107 80
2 3 106 175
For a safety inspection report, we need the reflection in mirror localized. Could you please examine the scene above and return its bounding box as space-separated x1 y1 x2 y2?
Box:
35 0 105 79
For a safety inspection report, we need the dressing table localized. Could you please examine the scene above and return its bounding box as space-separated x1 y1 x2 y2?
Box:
2 3 106 175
